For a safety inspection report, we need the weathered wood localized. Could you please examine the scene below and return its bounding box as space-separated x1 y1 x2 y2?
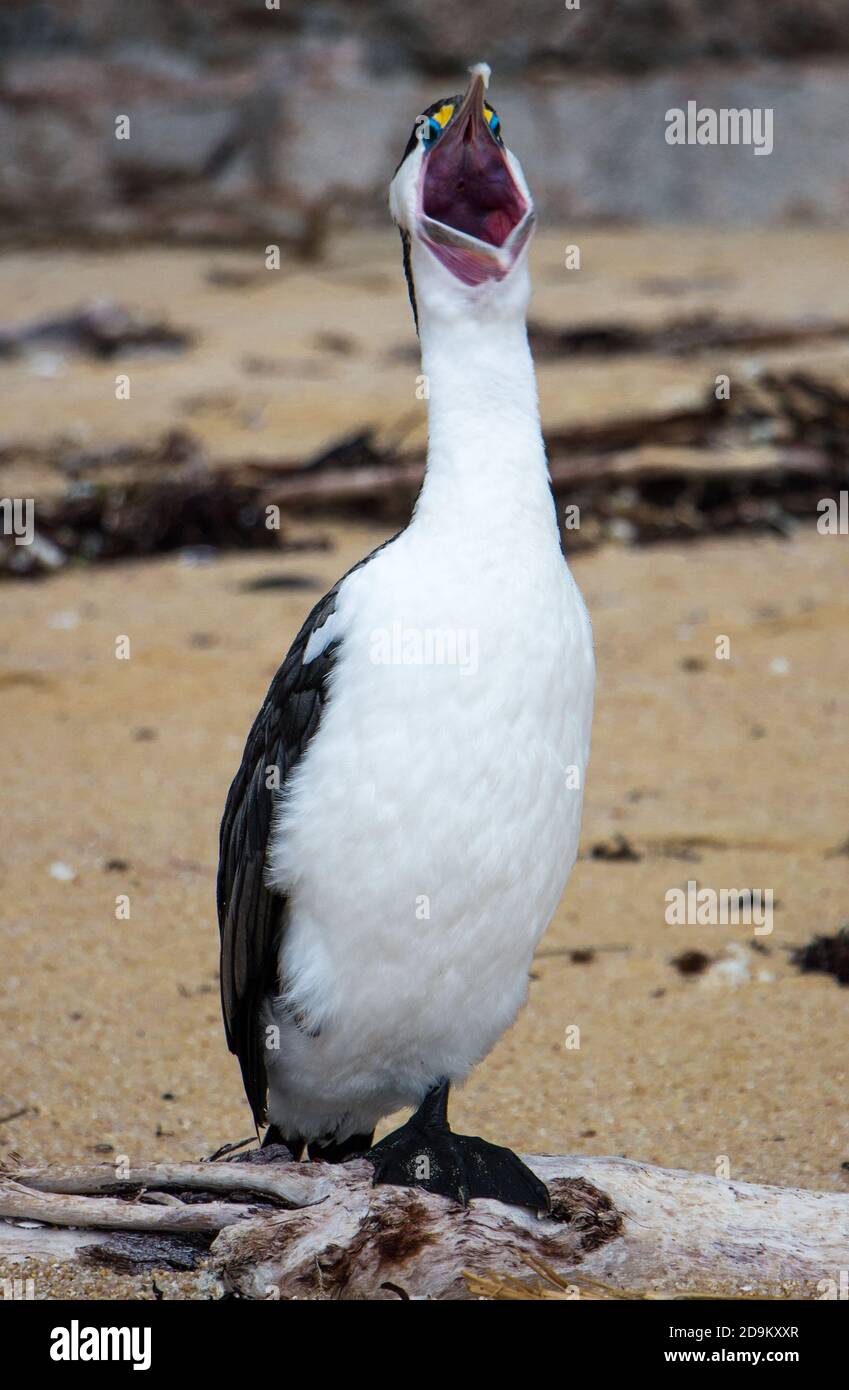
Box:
9 1161 324 1208
0 1178 256 1234
2 1155 847 1299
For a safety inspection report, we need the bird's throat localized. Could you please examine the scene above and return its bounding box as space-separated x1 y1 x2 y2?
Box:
413 306 553 539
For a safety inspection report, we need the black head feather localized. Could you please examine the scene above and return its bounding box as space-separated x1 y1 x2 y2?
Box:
394 93 464 174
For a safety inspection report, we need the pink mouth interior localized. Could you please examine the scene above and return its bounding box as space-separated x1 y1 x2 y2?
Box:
422 121 526 247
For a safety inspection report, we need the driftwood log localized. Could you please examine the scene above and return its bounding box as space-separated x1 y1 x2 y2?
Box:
2 1154 848 1299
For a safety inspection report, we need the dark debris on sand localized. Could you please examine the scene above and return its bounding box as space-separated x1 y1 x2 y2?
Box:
0 300 192 360
590 834 642 863
5 347 849 577
671 950 713 977
790 927 849 986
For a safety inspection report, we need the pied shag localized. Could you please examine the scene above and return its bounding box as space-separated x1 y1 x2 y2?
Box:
217 63 595 1212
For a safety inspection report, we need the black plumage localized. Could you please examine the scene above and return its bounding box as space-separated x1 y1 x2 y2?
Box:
395 93 464 169
217 584 342 1129
217 538 398 1133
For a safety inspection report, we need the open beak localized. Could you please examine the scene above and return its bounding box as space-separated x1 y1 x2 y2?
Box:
417 65 535 287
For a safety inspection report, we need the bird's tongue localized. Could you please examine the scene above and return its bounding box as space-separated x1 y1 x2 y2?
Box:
479 207 521 246
422 102 525 248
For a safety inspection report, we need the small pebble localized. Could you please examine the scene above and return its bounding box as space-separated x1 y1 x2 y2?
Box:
48 610 80 630
49 861 76 882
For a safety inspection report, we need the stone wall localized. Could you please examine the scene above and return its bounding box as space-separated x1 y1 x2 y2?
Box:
0 0 847 241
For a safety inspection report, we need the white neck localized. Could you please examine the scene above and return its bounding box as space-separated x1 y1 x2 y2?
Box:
411 284 557 545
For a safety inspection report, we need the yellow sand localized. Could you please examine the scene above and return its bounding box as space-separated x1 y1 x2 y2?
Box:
1 232 848 1297
2 527 847 1193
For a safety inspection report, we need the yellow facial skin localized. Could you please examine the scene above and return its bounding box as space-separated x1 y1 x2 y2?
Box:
427 103 499 131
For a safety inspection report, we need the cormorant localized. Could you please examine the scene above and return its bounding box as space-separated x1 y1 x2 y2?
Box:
218 64 595 1211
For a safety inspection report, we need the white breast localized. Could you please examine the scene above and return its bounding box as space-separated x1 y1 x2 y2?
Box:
264 522 594 1143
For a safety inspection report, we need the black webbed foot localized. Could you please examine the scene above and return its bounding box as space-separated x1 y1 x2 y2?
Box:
367 1081 550 1214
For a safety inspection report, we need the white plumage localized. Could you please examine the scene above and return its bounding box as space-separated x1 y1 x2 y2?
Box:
262 140 594 1145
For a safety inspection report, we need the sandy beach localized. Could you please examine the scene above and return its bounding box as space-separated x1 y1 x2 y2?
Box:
2 234 848 1297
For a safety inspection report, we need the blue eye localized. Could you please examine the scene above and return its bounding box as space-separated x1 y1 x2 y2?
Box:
421 117 442 150
489 112 501 137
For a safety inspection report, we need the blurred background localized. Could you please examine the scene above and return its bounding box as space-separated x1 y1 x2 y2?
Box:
1 0 848 1296
1 0 849 238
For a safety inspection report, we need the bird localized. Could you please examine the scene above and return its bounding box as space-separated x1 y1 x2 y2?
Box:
217 62 595 1213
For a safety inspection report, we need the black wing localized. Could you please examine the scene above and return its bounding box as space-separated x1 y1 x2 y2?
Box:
216 539 397 1127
